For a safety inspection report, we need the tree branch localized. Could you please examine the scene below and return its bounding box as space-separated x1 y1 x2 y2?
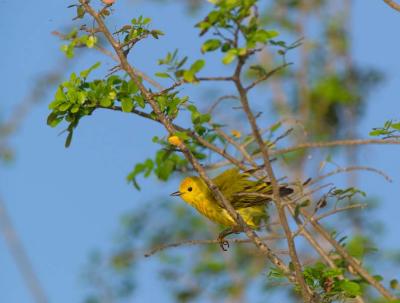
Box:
144 234 285 257
302 207 397 300
80 0 295 282
309 165 392 185
293 204 367 238
271 138 400 156
383 0 400 12
233 56 312 300
245 62 292 91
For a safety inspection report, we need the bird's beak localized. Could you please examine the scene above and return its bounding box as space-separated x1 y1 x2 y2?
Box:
170 191 182 197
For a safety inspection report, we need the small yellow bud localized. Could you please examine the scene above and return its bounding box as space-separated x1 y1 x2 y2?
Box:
231 129 242 138
102 0 116 5
168 135 182 146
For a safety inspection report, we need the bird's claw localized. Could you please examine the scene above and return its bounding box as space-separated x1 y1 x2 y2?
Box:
218 237 229 251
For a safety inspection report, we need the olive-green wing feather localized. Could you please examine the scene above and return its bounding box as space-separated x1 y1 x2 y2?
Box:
213 168 293 209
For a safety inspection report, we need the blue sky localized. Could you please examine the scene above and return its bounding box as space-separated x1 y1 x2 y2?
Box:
0 1 399 302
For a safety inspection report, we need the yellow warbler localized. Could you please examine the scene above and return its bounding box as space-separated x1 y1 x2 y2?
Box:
171 168 293 249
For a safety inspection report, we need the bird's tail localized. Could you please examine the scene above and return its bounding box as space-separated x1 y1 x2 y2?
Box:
279 186 294 197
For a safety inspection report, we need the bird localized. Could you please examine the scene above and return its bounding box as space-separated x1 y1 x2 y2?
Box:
170 168 293 250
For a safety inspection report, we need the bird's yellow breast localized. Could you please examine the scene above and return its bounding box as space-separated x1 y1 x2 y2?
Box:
184 195 262 228
188 196 236 227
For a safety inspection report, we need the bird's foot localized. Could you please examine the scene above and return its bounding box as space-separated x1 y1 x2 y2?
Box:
217 236 230 251
217 227 240 251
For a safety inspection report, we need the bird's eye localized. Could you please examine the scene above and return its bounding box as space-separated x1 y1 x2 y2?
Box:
188 187 193 192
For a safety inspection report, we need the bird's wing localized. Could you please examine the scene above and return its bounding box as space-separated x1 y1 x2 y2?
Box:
213 168 293 209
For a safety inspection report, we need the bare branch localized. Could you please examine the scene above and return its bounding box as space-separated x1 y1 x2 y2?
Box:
207 95 239 114
245 62 292 91
310 165 393 185
383 0 400 12
293 204 367 238
271 138 400 157
144 234 285 257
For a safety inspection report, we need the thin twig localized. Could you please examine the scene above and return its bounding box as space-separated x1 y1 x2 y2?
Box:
144 234 285 257
309 165 392 186
213 125 257 167
383 0 400 12
313 204 367 222
207 95 239 114
245 62 292 91
293 204 366 238
271 138 400 157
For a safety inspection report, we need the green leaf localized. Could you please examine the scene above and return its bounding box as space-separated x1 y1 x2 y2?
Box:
390 279 399 290
340 280 361 297
174 131 190 141
151 30 164 39
270 121 282 133
61 44 74 59
155 72 170 78
65 130 73 148
201 39 221 53
121 98 134 113
323 268 343 278
80 62 101 79
76 6 85 19
86 35 97 48
347 235 367 259
183 70 195 82
100 97 112 107
70 104 80 113
127 159 154 190
222 49 237 65
369 129 385 136
47 112 62 127
253 29 279 43
54 87 67 102
58 102 72 112
132 95 144 108
183 60 205 83
391 122 400 130
190 59 205 74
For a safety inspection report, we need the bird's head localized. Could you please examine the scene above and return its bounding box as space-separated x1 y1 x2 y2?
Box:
170 176 208 205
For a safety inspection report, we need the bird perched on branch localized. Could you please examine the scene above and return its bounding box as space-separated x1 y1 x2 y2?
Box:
171 168 293 250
